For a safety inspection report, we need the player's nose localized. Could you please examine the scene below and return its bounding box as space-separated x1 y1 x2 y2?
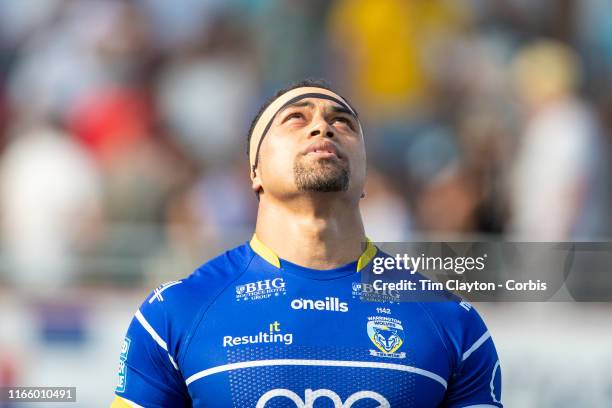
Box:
309 117 334 138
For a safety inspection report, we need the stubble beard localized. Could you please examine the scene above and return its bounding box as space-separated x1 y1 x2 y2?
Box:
293 156 350 192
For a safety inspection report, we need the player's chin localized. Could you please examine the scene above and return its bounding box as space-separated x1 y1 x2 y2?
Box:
295 154 349 179
306 163 349 181
302 154 347 169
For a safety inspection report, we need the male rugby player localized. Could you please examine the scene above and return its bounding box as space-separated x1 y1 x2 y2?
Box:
112 80 502 407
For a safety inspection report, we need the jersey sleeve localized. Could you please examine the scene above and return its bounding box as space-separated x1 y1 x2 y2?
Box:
441 302 503 408
112 286 191 407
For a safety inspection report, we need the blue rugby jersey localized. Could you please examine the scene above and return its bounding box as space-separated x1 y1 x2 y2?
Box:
111 236 502 407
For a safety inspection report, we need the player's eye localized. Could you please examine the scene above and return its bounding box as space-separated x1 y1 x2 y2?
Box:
285 112 304 121
333 116 355 130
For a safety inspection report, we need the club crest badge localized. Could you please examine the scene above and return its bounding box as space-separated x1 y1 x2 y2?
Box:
367 316 406 359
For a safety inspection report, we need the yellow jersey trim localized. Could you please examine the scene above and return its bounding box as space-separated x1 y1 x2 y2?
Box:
249 234 377 271
356 238 377 272
250 234 281 268
111 396 142 408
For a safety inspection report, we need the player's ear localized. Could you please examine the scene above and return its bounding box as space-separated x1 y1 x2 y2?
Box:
251 167 263 195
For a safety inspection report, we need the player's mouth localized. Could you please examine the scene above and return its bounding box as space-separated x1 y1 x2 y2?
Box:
303 141 342 159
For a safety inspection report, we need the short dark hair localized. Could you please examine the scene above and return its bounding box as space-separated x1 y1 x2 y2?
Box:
246 79 358 160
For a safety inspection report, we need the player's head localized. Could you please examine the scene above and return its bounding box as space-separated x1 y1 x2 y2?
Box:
247 79 366 202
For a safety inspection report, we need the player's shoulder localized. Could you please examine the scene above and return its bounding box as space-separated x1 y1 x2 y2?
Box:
132 242 255 359
182 241 253 288
418 294 488 336
143 241 254 314
416 296 493 363
134 241 253 327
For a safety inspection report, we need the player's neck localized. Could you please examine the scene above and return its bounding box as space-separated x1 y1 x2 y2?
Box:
254 196 366 270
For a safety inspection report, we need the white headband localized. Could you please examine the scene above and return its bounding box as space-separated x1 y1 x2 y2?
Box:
249 86 358 178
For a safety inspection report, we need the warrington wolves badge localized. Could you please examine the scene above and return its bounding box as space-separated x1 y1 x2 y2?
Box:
367 316 406 359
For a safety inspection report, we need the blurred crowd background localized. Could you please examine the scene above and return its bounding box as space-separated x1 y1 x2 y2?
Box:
2 0 612 289
1 0 612 407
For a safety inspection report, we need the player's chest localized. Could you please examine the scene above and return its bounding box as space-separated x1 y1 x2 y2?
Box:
181 277 451 407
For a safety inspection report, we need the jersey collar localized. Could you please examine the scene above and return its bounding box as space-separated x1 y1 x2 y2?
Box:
249 234 377 272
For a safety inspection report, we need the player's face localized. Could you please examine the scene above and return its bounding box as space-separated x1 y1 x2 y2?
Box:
256 98 366 200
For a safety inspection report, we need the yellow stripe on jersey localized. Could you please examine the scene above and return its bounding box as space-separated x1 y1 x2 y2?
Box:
357 238 377 272
250 234 377 271
110 396 142 408
250 234 281 268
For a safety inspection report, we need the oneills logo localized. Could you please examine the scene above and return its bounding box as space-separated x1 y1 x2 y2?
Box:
290 297 348 312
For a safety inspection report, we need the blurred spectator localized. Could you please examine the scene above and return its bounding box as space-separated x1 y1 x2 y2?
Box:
576 0 612 96
327 0 467 119
156 12 257 164
0 350 17 408
0 0 62 45
458 104 514 234
398 125 476 236
103 135 194 224
252 0 331 91
415 166 481 235
361 168 412 241
69 87 153 166
0 125 102 292
509 40 609 239
165 155 256 265
6 0 149 125
137 0 231 50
